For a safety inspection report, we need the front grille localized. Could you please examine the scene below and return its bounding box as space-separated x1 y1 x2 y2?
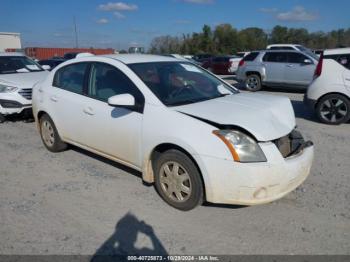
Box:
273 130 305 158
18 89 32 100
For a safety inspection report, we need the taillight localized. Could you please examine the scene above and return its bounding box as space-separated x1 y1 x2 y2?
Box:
238 59 245 67
314 52 323 78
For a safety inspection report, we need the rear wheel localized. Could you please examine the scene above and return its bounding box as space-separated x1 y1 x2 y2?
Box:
316 94 350 125
154 150 203 211
39 114 68 152
245 74 262 92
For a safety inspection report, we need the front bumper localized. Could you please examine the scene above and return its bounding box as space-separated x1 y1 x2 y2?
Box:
0 92 32 115
198 141 314 205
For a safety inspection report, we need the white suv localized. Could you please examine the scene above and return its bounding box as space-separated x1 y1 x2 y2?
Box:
0 53 49 122
32 54 314 210
305 48 350 125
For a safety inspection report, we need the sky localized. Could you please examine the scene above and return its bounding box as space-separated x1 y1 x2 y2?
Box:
0 0 349 50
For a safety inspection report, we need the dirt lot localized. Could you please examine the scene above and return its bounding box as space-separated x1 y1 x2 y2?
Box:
0 83 349 255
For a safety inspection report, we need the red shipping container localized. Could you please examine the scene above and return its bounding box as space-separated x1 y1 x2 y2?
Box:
8 47 115 60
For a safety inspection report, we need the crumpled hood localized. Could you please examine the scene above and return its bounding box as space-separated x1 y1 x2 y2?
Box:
0 71 49 89
173 92 296 141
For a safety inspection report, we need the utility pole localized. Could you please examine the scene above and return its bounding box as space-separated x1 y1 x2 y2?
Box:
74 16 79 48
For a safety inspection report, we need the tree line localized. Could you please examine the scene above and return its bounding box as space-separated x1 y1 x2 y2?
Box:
149 25 350 55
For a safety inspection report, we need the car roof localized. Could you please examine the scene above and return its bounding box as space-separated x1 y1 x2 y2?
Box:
267 44 301 47
324 48 350 55
0 52 25 57
100 54 180 64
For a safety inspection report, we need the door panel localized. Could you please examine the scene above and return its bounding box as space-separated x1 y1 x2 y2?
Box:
48 62 89 143
262 52 288 83
81 99 143 166
80 62 145 167
284 53 316 86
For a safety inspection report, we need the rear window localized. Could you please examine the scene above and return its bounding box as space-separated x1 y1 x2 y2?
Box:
263 52 288 63
53 62 89 94
324 54 350 70
243 52 259 61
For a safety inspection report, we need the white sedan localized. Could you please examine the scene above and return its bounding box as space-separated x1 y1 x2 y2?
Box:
32 54 314 210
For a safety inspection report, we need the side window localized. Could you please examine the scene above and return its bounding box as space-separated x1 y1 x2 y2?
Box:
263 52 288 63
324 54 350 70
88 63 145 109
243 52 259 61
288 52 309 64
53 63 88 94
337 55 350 70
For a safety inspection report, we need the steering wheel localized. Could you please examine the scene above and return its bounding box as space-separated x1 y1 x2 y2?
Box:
169 84 195 98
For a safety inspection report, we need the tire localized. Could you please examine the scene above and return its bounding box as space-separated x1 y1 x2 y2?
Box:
153 149 204 211
245 74 262 92
316 94 350 125
39 114 68 152
0 114 5 123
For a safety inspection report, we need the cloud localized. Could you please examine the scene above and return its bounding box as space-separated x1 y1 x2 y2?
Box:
96 18 109 24
98 2 138 11
180 0 214 4
53 33 63 37
259 7 278 13
276 6 318 22
114 11 126 19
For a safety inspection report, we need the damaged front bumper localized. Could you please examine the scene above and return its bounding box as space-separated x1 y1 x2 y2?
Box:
196 134 314 206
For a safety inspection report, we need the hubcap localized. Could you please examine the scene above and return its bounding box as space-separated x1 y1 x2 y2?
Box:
320 98 348 123
246 77 258 89
159 161 192 203
41 120 55 147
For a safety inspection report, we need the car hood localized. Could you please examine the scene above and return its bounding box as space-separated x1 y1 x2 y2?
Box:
0 71 49 89
173 93 296 141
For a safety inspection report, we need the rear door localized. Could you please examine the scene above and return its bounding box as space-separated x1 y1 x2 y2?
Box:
262 52 288 83
49 62 90 143
284 52 316 86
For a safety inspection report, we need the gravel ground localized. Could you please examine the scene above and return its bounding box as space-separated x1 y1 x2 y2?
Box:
0 82 349 255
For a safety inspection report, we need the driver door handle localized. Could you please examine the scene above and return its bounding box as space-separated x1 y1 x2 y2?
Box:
83 107 95 116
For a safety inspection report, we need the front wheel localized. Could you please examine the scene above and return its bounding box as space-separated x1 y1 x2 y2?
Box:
154 150 204 211
245 74 262 92
316 94 350 125
39 114 68 152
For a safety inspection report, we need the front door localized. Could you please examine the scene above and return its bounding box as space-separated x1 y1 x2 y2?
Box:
284 52 316 86
80 62 145 168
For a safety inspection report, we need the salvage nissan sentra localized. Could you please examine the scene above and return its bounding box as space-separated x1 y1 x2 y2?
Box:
32 54 314 210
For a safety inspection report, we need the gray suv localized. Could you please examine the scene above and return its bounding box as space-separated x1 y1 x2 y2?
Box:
236 50 318 91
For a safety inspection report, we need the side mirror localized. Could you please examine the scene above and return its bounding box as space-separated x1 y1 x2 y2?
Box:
303 59 313 65
108 94 135 108
42 65 51 71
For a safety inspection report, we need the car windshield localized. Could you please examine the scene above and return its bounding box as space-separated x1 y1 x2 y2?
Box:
296 46 319 60
129 62 238 106
0 56 44 74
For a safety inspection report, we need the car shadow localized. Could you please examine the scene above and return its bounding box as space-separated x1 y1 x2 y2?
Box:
203 202 247 210
91 212 168 261
290 100 318 122
1 110 34 123
70 145 144 182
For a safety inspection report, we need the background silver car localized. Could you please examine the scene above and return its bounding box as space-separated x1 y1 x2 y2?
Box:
236 50 319 91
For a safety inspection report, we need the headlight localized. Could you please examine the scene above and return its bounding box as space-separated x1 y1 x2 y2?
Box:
213 130 267 163
0 84 18 93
